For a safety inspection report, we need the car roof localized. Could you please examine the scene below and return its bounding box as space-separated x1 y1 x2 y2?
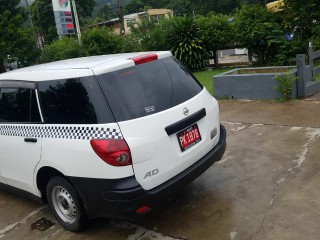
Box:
0 51 172 82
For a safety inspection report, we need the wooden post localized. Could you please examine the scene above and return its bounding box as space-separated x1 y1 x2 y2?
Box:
0 61 6 73
309 42 314 77
248 48 253 65
297 54 306 98
214 50 219 68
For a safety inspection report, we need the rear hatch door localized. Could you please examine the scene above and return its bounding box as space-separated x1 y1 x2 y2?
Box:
95 55 220 190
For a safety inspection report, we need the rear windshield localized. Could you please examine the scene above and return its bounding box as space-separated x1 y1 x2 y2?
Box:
96 56 203 122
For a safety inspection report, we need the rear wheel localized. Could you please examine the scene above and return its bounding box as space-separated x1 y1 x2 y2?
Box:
47 176 88 232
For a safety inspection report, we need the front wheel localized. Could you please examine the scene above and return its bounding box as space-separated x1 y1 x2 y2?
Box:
47 176 88 232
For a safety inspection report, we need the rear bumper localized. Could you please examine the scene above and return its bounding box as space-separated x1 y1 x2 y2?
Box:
68 124 227 219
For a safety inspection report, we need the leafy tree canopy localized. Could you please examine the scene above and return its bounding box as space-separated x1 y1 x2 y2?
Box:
197 13 233 51
96 4 116 20
125 0 151 13
233 4 284 65
196 13 233 67
0 0 39 73
76 0 96 18
284 0 320 42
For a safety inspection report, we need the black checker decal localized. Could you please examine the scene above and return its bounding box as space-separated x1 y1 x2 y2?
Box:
0 125 123 140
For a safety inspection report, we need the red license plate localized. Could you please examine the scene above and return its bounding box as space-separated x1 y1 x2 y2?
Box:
177 124 202 152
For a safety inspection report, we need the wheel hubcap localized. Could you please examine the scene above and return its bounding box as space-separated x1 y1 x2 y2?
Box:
51 186 77 224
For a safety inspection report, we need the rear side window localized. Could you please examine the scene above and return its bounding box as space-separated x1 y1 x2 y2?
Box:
38 77 114 124
0 88 41 123
96 57 203 122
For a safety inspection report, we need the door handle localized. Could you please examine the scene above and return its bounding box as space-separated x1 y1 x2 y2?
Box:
24 138 37 143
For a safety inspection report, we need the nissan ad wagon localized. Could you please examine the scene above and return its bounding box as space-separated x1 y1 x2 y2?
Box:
0 51 226 231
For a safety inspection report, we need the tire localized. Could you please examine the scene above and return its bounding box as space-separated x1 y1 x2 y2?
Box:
46 176 88 232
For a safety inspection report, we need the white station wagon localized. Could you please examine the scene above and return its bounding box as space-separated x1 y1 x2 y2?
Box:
0 52 226 231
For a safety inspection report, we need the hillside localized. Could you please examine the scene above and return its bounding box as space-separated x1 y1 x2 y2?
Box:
93 0 131 17
94 0 132 10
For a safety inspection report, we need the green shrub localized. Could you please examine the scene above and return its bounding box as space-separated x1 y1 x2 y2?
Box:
166 17 209 71
272 39 306 66
121 34 144 53
82 28 123 55
129 18 170 51
40 37 83 63
274 72 297 100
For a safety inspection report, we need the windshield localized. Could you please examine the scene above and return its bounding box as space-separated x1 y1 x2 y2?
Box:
96 56 203 122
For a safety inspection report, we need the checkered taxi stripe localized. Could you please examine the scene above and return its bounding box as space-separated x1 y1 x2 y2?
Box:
0 125 123 140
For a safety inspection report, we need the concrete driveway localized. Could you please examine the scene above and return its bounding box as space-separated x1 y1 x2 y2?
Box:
1 100 320 240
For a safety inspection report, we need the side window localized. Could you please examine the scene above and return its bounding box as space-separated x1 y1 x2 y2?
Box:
0 88 41 123
38 78 113 124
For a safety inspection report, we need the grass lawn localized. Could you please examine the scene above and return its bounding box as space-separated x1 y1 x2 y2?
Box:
193 68 232 95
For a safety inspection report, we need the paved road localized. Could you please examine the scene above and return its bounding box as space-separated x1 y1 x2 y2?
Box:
1 99 320 239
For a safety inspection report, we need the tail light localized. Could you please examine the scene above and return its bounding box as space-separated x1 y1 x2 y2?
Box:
130 54 158 65
136 205 151 214
90 139 132 166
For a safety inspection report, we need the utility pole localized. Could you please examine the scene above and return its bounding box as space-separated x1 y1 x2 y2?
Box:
118 0 124 35
71 0 82 44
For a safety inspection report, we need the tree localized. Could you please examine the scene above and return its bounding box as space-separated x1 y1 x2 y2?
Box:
30 0 96 43
96 4 114 20
311 25 320 49
0 0 39 73
125 0 148 13
166 0 193 16
14 28 41 68
283 0 320 43
233 4 284 65
75 0 96 18
197 13 233 67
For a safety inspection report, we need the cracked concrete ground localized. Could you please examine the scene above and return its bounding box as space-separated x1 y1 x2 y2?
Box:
1 100 320 240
